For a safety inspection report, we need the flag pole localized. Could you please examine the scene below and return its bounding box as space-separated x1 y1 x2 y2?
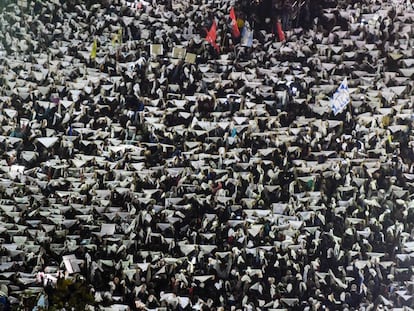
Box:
220 21 226 52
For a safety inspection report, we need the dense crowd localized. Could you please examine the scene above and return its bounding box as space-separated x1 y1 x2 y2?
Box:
0 0 414 310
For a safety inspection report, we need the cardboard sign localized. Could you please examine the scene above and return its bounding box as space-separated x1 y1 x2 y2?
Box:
185 53 197 64
150 44 163 57
172 47 186 59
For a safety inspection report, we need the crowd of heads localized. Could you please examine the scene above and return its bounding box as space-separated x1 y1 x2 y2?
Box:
0 0 414 310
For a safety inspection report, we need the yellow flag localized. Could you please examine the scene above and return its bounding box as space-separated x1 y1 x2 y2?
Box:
90 38 97 59
111 34 117 46
112 29 123 47
118 28 122 45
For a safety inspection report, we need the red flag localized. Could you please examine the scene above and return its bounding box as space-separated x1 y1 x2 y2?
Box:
206 20 220 53
229 7 240 38
276 20 285 42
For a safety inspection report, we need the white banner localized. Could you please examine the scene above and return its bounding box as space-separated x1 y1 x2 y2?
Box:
331 78 350 115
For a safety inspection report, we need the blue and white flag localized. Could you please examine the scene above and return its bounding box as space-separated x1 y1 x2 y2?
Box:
241 26 253 47
331 78 350 115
